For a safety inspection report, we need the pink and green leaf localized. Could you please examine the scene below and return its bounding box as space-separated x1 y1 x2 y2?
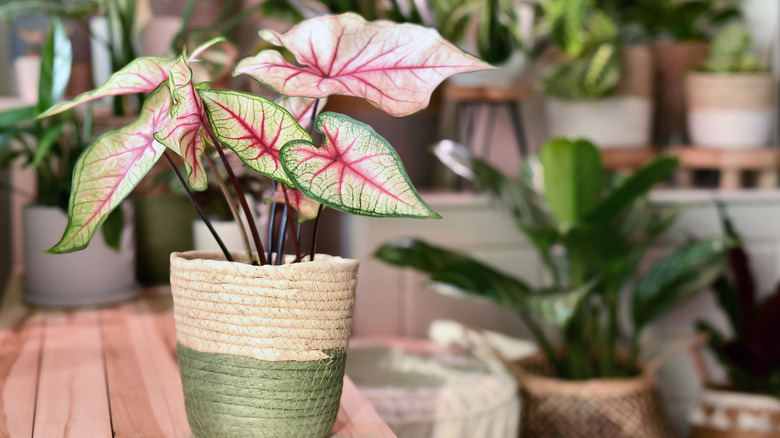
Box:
279 112 439 218
39 56 174 118
48 85 174 254
265 186 322 222
199 89 312 186
153 57 209 191
189 37 227 63
234 13 493 117
276 96 327 129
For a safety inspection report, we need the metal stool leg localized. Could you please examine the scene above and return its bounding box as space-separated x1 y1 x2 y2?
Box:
481 103 499 161
509 101 529 157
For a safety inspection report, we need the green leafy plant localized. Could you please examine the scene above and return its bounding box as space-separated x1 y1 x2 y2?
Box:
536 0 622 100
699 22 766 73
37 13 491 266
0 20 124 249
375 138 732 380
697 205 780 397
620 0 740 42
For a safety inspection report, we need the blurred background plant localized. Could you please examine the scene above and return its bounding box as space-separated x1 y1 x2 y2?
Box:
697 204 780 397
698 22 767 73
376 138 732 379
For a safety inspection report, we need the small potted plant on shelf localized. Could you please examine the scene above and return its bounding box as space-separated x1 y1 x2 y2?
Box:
38 13 490 438
629 0 741 144
0 20 139 307
690 205 780 437
376 138 732 437
535 0 654 148
685 22 775 149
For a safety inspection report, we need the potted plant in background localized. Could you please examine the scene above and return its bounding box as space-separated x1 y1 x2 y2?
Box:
38 13 491 437
0 20 138 307
376 138 732 437
536 0 654 148
631 0 740 145
690 205 780 437
685 22 775 149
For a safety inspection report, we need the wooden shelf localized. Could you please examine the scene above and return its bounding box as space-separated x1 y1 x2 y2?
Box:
666 146 780 190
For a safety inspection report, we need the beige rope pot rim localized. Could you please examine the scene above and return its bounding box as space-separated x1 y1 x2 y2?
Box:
170 250 359 273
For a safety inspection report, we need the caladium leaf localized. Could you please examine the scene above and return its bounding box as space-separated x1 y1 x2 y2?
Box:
276 96 327 129
265 186 322 222
39 56 174 118
199 89 312 186
280 112 439 218
47 86 173 254
189 37 227 63
153 57 209 190
234 13 493 117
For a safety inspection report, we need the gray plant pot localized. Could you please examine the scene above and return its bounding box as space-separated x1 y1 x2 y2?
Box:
23 204 140 307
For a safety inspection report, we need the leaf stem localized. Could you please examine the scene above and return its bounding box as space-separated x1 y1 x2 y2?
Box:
307 99 320 134
519 311 561 373
163 151 233 262
275 206 289 265
281 185 302 262
205 127 268 265
204 153 254 263
267 180 278 264
309 204 325 261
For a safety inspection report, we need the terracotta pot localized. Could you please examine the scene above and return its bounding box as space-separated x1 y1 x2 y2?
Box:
652 41 710 145
170 251 359 438
690 387 780 438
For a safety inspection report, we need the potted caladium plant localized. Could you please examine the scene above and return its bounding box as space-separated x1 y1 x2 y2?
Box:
38 13 490 438
376 138 732 437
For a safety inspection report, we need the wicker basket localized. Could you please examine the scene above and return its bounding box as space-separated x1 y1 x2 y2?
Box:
511 354 676 438
169 251 359 438
690 387 780 438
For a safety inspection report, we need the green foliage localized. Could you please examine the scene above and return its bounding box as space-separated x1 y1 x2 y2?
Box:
620 0 741 42
700 23 767 73
376 138 731 380
536 0 622 100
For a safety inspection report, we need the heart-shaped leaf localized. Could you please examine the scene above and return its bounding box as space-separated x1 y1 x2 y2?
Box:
234 13 493 117
199 89 312 186
39 56 174 118
153 57 209 190
276 96 327 130
47 85 173 254
265 186 322 222
280 112 439 218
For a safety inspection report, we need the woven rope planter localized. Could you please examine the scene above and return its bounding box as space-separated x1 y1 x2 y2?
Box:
511 354 675 438
169 251 359 438
690 387 780 438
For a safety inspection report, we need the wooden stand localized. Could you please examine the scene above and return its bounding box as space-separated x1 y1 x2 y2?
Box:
440 83 534 160
599 147 657 173
666 147 780 190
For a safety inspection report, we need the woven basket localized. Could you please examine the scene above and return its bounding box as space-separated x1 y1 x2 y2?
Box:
686 73 775 110
511 354 675 438
169 251 359 438
690 387 780 438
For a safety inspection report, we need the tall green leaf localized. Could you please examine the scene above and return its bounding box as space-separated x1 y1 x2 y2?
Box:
585 155 679 224
540 138 603 230
38 19 72 115
632 237 733 331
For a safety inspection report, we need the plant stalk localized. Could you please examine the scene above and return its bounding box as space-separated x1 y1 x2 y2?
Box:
275 206 289 265
281 185 302 262
204 153 254 263
519 312 561 373
205 127 267 265
163 151 233 262
267 180 278 263
309 204 325 261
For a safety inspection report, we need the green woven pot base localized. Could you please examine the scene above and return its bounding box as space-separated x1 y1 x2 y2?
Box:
177 343 346 438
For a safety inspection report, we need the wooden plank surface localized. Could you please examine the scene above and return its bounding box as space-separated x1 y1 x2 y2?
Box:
0 314 43 438
101 299 190 438
332 376 397 438
33 311 112 438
